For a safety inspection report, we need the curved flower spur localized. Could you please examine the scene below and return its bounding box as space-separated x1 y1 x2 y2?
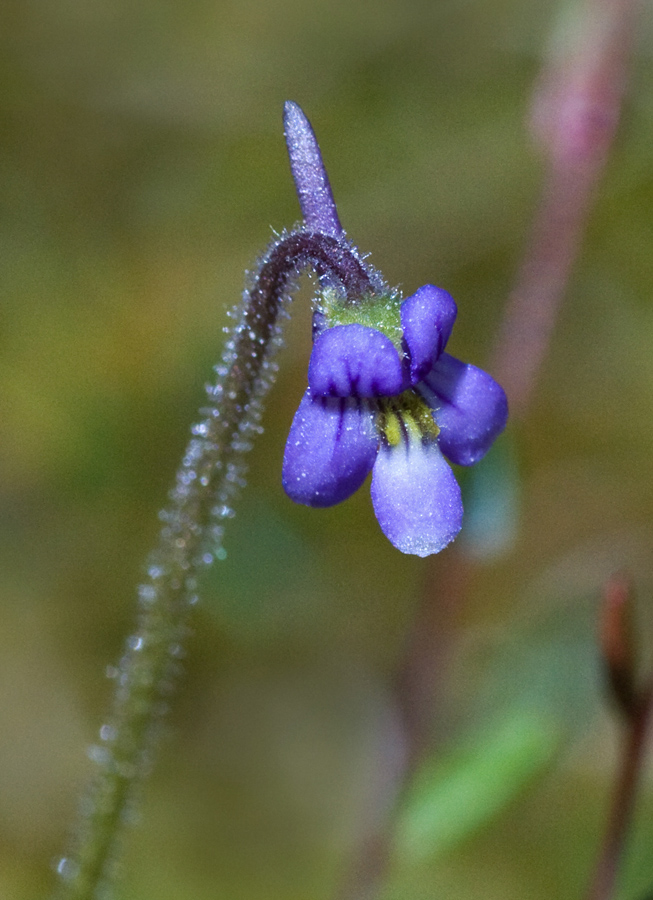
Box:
281 102 508 557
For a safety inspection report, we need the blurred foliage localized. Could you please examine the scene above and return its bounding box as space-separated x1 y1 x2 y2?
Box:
395 709 562 863
1 0 653 898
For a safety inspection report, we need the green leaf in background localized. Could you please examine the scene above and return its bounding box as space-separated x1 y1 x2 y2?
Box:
395 709 562 862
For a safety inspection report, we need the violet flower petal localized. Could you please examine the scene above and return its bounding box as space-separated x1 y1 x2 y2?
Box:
371 439 463 557
308 324 408 398
401 284 458 383
419 353 508 466
283 101 343 238
282 388 378 507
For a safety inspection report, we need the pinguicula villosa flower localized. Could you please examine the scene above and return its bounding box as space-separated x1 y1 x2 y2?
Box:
281 102 508 556
55 103 508 900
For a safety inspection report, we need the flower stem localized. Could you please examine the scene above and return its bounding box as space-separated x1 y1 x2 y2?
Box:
336 1 639 896
586 576 653 900
491 0 638 418
586 686 653 900
54 230 374 900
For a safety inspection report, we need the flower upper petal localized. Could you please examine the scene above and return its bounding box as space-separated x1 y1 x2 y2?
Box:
371 438 463 556
282 388 378 507
419 353 508 466
401 285 457 384
309 324 408 397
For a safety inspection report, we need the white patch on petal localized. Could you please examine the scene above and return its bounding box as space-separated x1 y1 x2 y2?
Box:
370 440 463 557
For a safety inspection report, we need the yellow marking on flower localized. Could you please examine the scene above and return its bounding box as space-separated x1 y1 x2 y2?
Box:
383 411 403 446
379 392 439 446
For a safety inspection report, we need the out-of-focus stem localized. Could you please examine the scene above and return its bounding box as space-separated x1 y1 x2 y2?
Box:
492 0 639 417
337 1 640 897
586 575 652 900
406 0 640 769
600 572 639 718
586 686 653 900
336 548 473 900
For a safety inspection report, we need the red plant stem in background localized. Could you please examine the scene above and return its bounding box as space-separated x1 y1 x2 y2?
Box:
406 0 640 766
336 550 474 900
492 0 638 417
395 547 476 765
600 572 639 717
408 0 641 768
338 1 640 897
586 687 653 900
586 575 652 900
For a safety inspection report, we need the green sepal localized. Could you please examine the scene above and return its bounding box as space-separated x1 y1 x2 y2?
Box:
319 288 404 349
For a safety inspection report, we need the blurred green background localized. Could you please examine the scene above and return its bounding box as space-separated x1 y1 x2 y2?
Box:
2 0 653 898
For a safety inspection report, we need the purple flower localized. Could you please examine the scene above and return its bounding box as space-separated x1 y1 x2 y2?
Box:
281 103 508 556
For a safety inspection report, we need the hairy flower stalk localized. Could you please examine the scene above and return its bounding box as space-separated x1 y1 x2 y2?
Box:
55 226 375 899
57 101 506 898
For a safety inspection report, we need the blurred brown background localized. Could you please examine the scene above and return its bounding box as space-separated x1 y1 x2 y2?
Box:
2 1 653 897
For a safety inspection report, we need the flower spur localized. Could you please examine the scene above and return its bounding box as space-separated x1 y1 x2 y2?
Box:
281 102 508 556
